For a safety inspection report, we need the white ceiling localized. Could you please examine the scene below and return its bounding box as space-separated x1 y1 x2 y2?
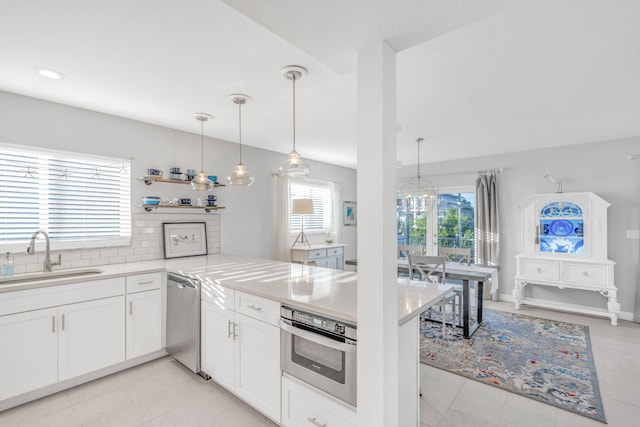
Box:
1 0 639 171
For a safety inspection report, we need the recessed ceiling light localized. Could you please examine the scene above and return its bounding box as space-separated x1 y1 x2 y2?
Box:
33 67 65 80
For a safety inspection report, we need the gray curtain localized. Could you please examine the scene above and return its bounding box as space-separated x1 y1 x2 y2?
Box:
475 172 500 300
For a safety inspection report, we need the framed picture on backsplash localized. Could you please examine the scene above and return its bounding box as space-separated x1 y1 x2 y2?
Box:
162 222 208 258
344 201 357 226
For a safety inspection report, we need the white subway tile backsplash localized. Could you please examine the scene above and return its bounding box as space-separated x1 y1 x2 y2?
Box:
108 256 126 264
26 263 43 273
117 248 134 257
8 213 220 272
81 250 101 260
70 259 91 269
100 249 119 258
125 254 142 263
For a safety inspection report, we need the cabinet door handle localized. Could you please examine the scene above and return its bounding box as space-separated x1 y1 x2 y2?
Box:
307 417 327 427
536 267 543 273
137 280 155 285
61 314 65 331
52 315 56 333
129 301 133 316
233 322 238 340
247 304 262 312
583 271 589 277
228 320 233 338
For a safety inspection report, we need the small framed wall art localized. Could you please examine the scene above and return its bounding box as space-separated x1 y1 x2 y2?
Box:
162 222 208 258
343 201 357 226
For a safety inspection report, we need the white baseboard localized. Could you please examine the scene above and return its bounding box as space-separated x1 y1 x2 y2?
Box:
498 293 634 322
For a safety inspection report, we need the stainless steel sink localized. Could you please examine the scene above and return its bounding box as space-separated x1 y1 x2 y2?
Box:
0 268 104 285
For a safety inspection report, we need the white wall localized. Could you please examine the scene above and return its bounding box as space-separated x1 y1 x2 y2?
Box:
413 137 640 317
0 91 357 264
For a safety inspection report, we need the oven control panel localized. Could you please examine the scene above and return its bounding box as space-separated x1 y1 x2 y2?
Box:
282 306 356 340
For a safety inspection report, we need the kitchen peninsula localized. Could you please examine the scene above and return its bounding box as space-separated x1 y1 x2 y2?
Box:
1 254 449 426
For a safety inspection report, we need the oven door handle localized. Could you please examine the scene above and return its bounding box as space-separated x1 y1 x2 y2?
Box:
279 320 356 353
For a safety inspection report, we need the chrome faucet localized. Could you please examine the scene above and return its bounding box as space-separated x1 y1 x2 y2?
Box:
26 230 61 272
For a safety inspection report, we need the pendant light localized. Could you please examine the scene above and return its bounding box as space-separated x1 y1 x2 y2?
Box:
399 137 438 214
191 113 215 191
278 65 310 178
226 94 254 186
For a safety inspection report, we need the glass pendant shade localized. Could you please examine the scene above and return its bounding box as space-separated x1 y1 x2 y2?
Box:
192 113 214 191
227 162 254 186
191 170 214 191
227 94 254 186
278 149 310 178
278 65 309 179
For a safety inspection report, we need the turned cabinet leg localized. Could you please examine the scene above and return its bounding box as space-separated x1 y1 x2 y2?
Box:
607 290 620 326
513 281 524 310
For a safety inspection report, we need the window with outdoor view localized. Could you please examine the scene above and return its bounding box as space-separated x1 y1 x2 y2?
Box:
397 191 475 260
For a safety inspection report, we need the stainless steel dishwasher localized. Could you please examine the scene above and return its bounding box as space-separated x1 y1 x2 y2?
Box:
166 272 209 379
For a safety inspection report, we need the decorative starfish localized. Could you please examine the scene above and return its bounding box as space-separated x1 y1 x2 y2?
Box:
22 165 36 178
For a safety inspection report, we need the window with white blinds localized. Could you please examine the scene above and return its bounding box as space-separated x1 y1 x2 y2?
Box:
0 143 131 251
289 179 334 234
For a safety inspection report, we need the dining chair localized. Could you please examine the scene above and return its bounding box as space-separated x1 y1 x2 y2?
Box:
397 244 425 259
407 254 458 336
440 247 475 318
439 247 471 265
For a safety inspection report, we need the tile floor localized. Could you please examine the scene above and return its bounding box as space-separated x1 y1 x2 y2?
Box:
1 301 639 426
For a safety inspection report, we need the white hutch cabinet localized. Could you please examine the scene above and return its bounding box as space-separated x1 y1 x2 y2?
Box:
514 192 619 325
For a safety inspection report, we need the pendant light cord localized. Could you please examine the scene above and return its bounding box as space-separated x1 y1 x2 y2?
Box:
416 137 423 179
238 101 243 164
292 74 296 152
200 118 204 171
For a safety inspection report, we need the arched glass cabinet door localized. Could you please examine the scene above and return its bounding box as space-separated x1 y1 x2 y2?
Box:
538 201 584 254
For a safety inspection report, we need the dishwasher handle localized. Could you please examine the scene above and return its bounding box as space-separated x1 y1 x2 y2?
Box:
168 273 199 289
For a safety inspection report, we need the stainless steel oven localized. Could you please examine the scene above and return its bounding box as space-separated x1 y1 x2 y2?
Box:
280 306 357 406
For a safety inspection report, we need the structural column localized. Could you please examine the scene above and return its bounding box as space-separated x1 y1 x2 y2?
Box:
356 40 399 426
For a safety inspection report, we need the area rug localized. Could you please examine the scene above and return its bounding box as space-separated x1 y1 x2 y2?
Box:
420 309 606 423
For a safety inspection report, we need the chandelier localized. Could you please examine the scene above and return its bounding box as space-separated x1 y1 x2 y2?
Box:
398 137 438 215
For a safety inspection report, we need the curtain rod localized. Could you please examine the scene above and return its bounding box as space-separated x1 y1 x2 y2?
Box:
477 168 504 175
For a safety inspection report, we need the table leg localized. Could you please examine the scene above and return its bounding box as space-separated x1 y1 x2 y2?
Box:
477 281 484 324
462 279 470 338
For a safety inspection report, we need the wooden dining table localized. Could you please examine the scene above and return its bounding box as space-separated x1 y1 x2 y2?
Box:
346 258 496 338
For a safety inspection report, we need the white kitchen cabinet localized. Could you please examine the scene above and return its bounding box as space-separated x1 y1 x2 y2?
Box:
126 289 162 360
282 375 356 427
0 277 128 406
58 296 126 380
291 244 345 270
0 307 58 401
235 312 281 420
200 286 281 423
125 272 163 360
201 300 236 391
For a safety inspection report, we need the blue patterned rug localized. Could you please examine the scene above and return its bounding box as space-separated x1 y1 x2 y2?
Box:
420 309 606 423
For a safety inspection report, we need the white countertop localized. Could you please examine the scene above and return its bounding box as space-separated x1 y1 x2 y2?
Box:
0 254 450 325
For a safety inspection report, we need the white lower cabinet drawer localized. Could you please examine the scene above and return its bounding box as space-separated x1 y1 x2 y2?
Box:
282 375 356 427
564 263 608 285
235 291 280 326
126 272 162 293
308 249 328 260
520 259 558 280
327 247 343 257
